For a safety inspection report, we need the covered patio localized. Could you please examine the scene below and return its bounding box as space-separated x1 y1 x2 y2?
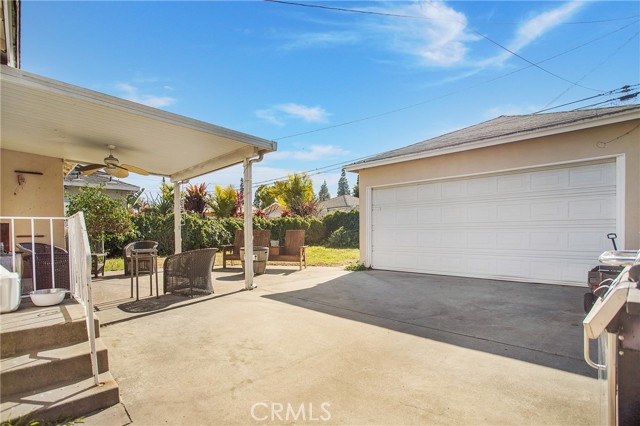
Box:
1 64 276 289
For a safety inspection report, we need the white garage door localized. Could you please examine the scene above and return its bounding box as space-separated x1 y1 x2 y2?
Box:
370 161 617 285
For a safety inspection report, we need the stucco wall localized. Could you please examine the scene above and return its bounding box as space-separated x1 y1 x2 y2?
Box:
1 149 65 247
356 120 640 262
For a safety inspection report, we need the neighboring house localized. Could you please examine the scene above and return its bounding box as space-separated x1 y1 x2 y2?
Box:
318 195 359 218
264 202 286 218
64 169 141 207
345 105 640 286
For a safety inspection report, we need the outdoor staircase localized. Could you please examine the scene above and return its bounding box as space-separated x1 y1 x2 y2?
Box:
0 299 119 423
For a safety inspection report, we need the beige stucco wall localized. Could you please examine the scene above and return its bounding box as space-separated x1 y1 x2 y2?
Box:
356 120 640 262
0 149 65 247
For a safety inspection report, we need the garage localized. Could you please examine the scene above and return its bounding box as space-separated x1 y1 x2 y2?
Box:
346 105 639 286
370 161 616 285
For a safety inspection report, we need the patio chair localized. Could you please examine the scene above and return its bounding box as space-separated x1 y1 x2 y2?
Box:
163 248 218 297
269 230 307 270
124 241 158 276
222 229 271 268
16 242 70 290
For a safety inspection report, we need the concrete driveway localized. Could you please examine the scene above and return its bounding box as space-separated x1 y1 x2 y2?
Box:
87 267 598 425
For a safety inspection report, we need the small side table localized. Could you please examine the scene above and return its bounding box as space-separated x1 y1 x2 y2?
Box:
91 252 107 278
130 248 159 300
269 246 280 257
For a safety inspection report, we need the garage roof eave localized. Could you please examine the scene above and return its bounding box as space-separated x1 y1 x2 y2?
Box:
346 105 640 172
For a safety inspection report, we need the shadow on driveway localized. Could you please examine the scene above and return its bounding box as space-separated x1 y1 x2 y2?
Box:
262 269 595 377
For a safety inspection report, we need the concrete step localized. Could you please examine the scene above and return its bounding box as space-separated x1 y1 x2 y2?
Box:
0 300 100 357
0 371 120 424
1 340 110 396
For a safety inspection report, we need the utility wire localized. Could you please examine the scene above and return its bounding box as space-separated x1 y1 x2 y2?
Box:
271 19 639 141
266 0 602 91
255 87 639 187
265 0 639 141
541 31 640 110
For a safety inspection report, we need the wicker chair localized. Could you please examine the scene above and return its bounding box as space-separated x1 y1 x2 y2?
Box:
268 230 307 270
163 248 218 297
16 242 70 290
124 241 158 276
222 229 271 268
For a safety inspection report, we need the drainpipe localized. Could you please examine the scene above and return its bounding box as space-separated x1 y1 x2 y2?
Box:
173 180 182 254
243 151 264 290
2 0 16 68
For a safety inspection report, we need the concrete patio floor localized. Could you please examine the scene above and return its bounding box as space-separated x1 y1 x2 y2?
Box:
85 266 599 425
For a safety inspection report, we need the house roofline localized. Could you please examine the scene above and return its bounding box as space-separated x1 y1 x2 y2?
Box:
345 107 640 172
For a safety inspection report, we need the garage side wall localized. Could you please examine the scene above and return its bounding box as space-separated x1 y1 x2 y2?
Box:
357 120 640 264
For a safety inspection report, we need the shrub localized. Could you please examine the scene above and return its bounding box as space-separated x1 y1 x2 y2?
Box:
327 226 358 248
345 261 369 271
323 209 359 236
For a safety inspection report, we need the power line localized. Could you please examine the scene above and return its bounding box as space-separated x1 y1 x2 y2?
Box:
266 0 603 91
255 87 639 187
265 1 638 25
271 19 639 141
540 31 640 110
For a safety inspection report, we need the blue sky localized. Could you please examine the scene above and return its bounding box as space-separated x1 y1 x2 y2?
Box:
22 0 639 197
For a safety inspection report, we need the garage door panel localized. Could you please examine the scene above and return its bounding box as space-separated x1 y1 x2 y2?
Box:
568 197 616 219
530 200 569 220
569 163 616 187
370 161 616 285
497 174 530 193
531 169 569 190
418 184 441 201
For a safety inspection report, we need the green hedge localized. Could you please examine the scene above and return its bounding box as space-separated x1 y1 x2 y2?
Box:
323 210 359 234
105 214 330 256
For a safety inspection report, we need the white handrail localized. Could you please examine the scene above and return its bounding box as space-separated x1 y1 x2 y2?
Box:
1 214 100 386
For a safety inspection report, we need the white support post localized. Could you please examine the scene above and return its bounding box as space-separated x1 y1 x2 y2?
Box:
173 181 182 254
243 158 255 289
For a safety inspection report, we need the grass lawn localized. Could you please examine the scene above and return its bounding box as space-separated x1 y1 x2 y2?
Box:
105 246 359 272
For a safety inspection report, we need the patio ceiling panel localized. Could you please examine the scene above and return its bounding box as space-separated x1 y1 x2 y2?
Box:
0 65 276 181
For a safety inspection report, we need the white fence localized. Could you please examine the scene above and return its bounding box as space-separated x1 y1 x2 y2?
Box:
0 213 100 385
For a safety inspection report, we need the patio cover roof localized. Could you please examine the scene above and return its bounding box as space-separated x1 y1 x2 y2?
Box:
0 65 276 182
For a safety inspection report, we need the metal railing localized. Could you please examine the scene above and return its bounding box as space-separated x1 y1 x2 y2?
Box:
0 214 100 385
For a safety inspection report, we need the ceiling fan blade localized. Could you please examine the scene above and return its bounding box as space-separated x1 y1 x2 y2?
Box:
121 164 150 176
77 164 105 175
111 165 129 178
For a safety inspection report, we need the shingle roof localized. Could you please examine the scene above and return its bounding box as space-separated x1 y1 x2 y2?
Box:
319 195 359 210
64 170 141 192
349 104 640 169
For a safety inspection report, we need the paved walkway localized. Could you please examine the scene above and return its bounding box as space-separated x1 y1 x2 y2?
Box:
85 267 598 425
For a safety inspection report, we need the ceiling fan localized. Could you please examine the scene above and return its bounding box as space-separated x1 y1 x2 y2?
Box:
76 145 150 178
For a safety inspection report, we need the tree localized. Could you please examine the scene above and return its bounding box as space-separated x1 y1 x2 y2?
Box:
254 184 276 209
239 178 244 194
66 184 132 251
337 169 350 196
208 185 238 217
318 180 331 201
273 173 318 217
184 182 209 216
352 175 359 198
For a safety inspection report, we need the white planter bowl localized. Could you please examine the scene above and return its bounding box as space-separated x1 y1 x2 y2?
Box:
29 288 67 307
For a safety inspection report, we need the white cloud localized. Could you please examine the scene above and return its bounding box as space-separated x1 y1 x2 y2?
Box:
255 103 330 126
277 103 330 122
480 1 585 67
365 1 476 67
115 82 176 108
255 108 285 127
281 31 361 50
270 144 349 161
